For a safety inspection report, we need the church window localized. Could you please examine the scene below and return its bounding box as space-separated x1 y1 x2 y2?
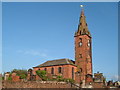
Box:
80 68 82 72
79 38 82 47
80 31 81 35
80 23 82 25
79 38 82 42
83 29 86 34
72 67 74 79
79 54 82 58
87 40 90 47
51 68 54 74
44 68 47 71
58 67 62 73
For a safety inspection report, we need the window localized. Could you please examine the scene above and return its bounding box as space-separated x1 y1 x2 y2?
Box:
44 68 47 71
51 68 54 74
79 54 82 58
87 40 90 47
79 38 82 47
58 67 62 73
79 38 82 42
79 42 82 47
83 29 86 34
80 68 82 72
80 23 82 25
38 69 40 70
72 67 74 79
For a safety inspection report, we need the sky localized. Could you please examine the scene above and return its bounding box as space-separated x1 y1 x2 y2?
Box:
2 2 118 81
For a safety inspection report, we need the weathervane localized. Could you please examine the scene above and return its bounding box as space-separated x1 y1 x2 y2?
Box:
80 5 84 8
80 5 84 11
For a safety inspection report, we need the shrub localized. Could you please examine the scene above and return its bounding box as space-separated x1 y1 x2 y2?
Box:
19 74 27 79
57 75 64 82
36 70 47 81
8 77 12 80
2 77 4 80
11 69 27 79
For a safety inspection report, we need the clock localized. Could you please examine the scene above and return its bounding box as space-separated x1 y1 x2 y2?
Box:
79 42 82 46
88 40 90 47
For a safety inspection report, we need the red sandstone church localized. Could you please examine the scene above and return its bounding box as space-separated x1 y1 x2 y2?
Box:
33 9 93 84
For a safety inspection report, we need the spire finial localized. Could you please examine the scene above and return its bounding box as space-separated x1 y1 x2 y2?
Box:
80 5 84 8
80 5 84 15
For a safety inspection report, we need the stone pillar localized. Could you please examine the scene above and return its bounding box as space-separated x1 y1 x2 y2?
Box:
4 72 10 80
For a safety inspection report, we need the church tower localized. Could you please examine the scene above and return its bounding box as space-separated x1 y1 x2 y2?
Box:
75 8 93 84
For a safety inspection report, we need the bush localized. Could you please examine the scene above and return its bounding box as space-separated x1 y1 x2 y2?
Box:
8 77 12 80
36 70 47 81
57 75 64 81
19 74 27 79
11 69 27 79
2 77 4 80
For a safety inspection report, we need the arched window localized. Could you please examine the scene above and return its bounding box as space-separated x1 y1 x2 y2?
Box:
58 67 62 73
51 68 54 74
80 23 82 25
79 38 82 42
79 54 82 58
79 38 82 47
80 68 82 72
44 68 47 71
72 67 74 79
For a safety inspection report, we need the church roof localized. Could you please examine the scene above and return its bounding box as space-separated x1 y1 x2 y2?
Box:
33 58 76 68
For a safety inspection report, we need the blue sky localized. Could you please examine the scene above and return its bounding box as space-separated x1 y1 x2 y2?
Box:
2 2 118 81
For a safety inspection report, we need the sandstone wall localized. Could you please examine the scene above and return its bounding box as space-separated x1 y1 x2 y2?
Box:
2 81 72 88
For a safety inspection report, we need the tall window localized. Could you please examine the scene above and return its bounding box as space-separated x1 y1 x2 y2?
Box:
72 67 74 79
58 67 62 73
79 38 82 47
79 54 82 58
80 68 82 72
79 38 82 42
51 68 54 74
44 68 47 71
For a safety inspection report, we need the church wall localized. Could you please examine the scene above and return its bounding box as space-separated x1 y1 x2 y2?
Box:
33 64 77 80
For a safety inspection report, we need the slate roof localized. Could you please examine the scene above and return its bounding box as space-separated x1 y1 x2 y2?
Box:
33 58 76 68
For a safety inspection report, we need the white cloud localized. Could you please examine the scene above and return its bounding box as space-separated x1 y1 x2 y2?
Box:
111 75 120 81
17 49 48 58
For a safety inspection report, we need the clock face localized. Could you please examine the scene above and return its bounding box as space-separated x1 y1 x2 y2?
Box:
88 42 90 47
79 42 82 46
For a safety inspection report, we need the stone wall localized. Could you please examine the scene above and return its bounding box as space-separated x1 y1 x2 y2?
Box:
2 81 72 88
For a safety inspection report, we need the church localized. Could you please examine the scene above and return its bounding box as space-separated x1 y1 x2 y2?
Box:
33 8 93 84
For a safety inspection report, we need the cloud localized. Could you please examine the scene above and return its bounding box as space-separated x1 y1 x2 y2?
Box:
17 49 47 58
111 75 120 81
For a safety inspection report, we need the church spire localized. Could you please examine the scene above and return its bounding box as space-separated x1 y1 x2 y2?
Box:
75 7 91 37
